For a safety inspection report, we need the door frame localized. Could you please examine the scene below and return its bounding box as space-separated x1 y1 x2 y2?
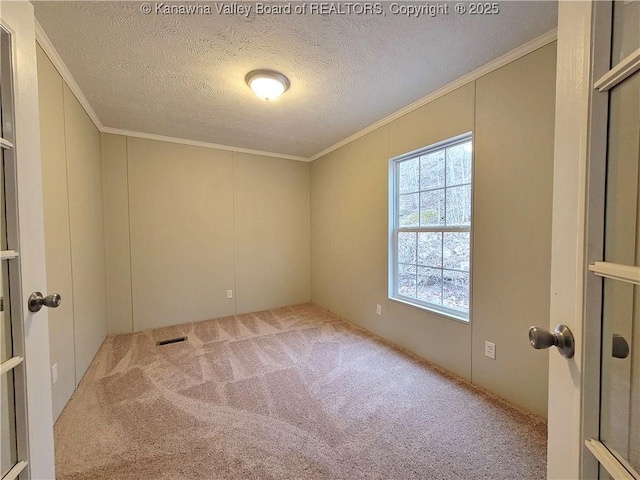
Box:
548 0 597 478
0 1 55 478
549 1 635 478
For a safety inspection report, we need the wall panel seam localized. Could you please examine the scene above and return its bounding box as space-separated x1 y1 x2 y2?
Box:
331 156 336 311
61 83 78 388
125 135 134 332
308 165 312 300
232 152 238 314
99 133 110 334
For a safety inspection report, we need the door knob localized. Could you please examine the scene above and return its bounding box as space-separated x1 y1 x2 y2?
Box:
28 292 61 313
528 324 575 358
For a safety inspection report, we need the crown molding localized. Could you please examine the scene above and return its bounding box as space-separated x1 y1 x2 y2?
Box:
35 20 104 130
100 127 310 162
309 28 558 161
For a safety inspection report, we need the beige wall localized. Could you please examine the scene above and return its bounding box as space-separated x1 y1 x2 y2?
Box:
310 152 335 311
37 45 107 420
472 44 556 414
310 43 557 418
332 128 390 339
101 135 133 334
63 82 107 379
234 153 310 314
102 136 310 332
127 138 236 330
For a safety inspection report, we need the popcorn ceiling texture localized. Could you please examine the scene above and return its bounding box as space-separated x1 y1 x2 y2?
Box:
33 1 556 158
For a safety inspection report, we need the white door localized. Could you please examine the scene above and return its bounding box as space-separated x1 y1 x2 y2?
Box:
0 2 55 479
584 0 639 477
547 1 639 479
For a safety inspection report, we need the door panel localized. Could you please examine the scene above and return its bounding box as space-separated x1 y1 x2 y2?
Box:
600 281 638 476
1 24 25 480
631 284 640 474
0 2 56 477
611 0 639 66
603 72 639 268
0 371 18 478
597 8 640 473
1 256 18 477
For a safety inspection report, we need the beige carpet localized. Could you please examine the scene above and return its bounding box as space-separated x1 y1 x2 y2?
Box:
54 304 546 479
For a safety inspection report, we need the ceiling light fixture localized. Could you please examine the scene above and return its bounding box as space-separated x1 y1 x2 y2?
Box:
245 70 290 101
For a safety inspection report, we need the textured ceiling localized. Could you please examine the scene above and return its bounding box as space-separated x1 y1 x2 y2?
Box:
33 1 557 158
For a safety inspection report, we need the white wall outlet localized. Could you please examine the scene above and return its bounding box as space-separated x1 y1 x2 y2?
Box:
376 304 382 316
52 363 58 384
485 341 496 360
226 290 233 299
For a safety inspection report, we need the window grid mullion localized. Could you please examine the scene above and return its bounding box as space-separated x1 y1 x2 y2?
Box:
441 233 445 305
393 228 396 296
394 166 398 295
418 154 422 228
396 227 470 233
442 266 469 275
441 147 447 305
395 163 400 229
414 231 418 298
399 181 471 197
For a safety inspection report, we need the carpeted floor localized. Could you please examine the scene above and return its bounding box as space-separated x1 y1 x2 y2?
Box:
54 303 547 479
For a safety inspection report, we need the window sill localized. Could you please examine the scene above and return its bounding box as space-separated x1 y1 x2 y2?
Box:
388 296 470 324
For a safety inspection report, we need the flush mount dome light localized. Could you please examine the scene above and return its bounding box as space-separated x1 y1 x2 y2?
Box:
245 70 290 101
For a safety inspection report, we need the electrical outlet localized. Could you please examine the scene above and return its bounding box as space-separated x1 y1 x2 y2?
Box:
376 304 382 316
52 363 58 384
485 341 496 359
226 290 233 299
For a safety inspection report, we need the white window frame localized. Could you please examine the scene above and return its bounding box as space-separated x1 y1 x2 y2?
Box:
388 132 473 322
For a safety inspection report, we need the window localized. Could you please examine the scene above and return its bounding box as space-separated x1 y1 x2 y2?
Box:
389 133 472 321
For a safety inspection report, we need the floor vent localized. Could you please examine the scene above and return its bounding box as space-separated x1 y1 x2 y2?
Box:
156 336 187 346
